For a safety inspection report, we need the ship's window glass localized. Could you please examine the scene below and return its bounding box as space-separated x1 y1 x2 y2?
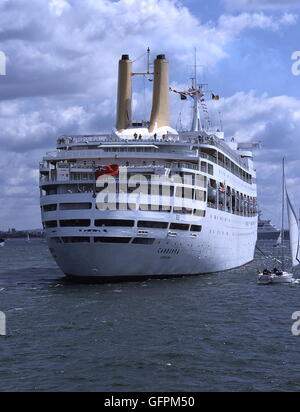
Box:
137 221 168 229
195 175 206 188
173 207 193 215
207 164 214 175
161 205 172 212
182 173 193 185
175 187 193 199
195 190 206 202
201 162 207 173
194 209 206 217
60 203 92 210
61 237 90 243
139 204 150 211
132 238 155 244
60 219 91 227
45 187 58 196
96 202 135 211
161 185 174 197
50 237 62 243
44 221 58 228
169 223 190 231
71 173 81 180
96 202 118 211
175 187 183 198
43 204 57 212
124 203 137 211
70 173 94 181
209 179 217 188
190 225 202 232
62 184 94 194
94 237 131 243
184 188 194 200
139 204 172 212
147 204 159 212
95 220 134 227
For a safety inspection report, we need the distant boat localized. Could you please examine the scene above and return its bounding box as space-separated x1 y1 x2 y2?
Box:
257 213 280 241
27 233 30 242
0 238 5 247
257 159 299 285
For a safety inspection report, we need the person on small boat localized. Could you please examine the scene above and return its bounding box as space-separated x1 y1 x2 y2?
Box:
273 267 283 276
263 269 271 275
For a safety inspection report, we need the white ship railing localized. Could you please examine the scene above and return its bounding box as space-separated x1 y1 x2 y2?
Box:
55 133 249 169
41 152 252 184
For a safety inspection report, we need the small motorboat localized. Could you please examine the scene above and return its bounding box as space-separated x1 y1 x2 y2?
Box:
257 271 295 285
0 239 5 247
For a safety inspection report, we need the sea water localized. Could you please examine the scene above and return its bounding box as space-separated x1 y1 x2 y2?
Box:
0 239 300 392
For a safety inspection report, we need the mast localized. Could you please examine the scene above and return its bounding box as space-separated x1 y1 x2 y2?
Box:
191 48 203 132
281 157 285 271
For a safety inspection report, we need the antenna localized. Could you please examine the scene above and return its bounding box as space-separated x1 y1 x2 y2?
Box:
132 48 154 76
193 47 197 89
218 111 223 132
147 47 150 74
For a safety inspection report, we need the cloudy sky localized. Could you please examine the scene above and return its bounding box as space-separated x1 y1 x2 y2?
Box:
0 0 299 230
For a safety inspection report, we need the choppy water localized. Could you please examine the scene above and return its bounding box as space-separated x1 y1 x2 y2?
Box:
0 239 300 392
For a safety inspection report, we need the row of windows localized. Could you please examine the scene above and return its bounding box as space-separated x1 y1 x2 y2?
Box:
96 183 207 196
207 179 257 216
51 235 202 245
42 203 92 212
41 174 207 196
41 202 206 217
199 147 252 184
41 189 206 213
96 204 206 215
52 237 156 244
44 219 202 232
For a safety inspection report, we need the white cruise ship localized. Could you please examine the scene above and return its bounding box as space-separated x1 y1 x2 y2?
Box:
257 213 280 241
40 53 258 282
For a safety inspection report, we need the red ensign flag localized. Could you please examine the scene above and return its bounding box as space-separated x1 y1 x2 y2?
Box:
95 165 119 179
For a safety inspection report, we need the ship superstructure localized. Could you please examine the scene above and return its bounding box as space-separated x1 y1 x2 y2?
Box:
40 54 258 281
257 213 280 241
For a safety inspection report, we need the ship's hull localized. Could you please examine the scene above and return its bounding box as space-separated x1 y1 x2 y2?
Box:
47 211 257 282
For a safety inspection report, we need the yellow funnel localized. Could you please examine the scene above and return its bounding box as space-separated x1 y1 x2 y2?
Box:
149 54 170 133
116 55 132 132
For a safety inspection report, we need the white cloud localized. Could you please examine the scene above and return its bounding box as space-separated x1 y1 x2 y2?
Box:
218 12 298 36
0 0 299 228
223 0 300 11
49 0 71 17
